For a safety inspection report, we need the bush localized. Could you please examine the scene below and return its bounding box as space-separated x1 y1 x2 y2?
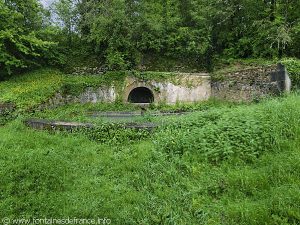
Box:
80 123 150 145
154 95 300 163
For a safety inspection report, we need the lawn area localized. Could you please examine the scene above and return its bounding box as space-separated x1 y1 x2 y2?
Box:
0 92 299 224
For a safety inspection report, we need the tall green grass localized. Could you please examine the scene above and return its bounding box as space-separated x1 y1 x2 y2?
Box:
155 95 300 163
0 95 299 224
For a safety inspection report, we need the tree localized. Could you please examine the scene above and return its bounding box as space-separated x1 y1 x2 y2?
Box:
52 0 78 47
0 0 59 79
2 0 299 76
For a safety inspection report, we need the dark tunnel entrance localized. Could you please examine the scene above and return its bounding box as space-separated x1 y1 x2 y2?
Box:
128 87 154 103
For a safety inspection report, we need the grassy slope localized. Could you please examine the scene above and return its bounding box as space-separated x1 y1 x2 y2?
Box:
0 95 300 224
0 68 300 224
0 69 127 110
0 69 64 109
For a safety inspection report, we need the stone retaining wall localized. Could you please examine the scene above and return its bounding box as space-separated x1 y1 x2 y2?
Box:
123 73 211 104
211 64 290 102
39 66 291 109
41 73 211 108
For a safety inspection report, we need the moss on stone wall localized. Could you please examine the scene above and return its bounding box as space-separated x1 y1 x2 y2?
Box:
62 71 127 97
128 71 177 82
127 71 208 88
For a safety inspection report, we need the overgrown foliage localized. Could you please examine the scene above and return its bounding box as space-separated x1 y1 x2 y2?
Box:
155 95 300 163
0 69 64 109
282 58 300 89
63 0 300 70
2 0 300 76
0 95 299 224
0 0 63 79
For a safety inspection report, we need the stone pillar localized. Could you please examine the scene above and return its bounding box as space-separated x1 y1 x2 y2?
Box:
271 63 291 93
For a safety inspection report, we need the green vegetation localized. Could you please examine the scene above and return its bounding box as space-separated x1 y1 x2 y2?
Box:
0 68 228 114
282 58 300 89
0 68 299 224
0 69 125 110
1 0 300 77
0 69 188 111
0 69 64 109
155 95 300 163
0 0 63 79
1 0 300 224
211 59 277 82
0 95 299 224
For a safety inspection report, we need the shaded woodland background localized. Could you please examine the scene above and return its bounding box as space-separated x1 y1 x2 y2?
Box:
1 0 300 78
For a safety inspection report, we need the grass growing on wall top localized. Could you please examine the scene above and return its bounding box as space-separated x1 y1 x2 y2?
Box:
62 71 127 96
128 70 177 81
211 58 300 85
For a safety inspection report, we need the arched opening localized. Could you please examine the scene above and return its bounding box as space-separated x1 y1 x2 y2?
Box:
128 87 154 103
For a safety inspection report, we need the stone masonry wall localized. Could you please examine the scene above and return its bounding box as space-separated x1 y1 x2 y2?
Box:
38 86 116 109
123 74 211 104
211 65 281 102
42 73 211 109
39 66 290 109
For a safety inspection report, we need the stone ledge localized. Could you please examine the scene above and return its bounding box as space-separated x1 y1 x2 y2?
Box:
24 119 158 131
87 111 189 118
24 119 93 131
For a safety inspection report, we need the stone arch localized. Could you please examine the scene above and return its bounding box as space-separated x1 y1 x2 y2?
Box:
128 87 154 103
124 81 159 104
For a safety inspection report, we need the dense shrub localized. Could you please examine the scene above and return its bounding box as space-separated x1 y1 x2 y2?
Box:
155 95 300 163
0 1 63 79
80 123 150 145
